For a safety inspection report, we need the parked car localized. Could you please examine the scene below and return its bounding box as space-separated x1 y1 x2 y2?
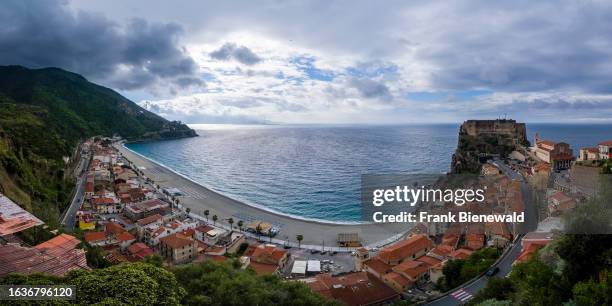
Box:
486 266 500 277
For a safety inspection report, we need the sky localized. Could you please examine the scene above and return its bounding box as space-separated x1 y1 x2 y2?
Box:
2 0 612 124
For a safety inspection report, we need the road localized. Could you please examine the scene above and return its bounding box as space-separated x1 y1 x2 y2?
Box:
426 161 537 305
60 148 90 229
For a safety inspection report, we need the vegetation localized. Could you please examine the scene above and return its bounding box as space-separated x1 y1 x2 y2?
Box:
0 263 184 305
173 260 337 306
437 247 501 291
0 65 195 226
1 260 336 306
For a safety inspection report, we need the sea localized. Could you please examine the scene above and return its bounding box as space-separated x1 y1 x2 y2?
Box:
125 123 612 222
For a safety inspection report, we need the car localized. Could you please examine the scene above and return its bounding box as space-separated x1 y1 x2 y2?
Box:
331 251 338 255
283 245 292 249
486 266 500 277
310 249 319 254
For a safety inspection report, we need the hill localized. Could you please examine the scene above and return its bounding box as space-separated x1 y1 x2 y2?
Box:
0 65 196 227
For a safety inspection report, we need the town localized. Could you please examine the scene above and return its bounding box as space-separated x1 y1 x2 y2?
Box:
1 119 611 306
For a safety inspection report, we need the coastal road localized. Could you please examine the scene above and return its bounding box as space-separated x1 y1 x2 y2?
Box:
426 239 523 305
426 162 536 305
60 149 89 229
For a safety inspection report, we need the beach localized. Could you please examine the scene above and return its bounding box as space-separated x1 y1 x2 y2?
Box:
116 142 411 248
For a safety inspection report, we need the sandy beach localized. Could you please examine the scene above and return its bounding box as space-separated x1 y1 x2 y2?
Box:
116 142 411 248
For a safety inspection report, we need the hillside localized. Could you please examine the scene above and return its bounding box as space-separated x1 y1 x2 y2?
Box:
0 65 196 227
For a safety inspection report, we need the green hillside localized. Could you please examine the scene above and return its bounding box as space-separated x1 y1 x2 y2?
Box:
0 65 196 227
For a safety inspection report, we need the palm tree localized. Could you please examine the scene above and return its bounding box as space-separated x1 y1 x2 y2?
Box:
185 207 191 215
237 220 244 232
296 234 303 248
212 214 218 225
256 224 263 240
228 218 234 231
268 231 274 243
204 210 210 222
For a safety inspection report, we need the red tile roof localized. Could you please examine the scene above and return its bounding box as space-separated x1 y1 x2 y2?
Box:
249 262 278 276
117 231 135 242
160 233 194 249
0 234 88 277
136 214 162 226
393 260 428 279
363 258 392 275
84 231 106 243
449 248 473 260
377 234 432 264
598 140 612 146
309 272 399 306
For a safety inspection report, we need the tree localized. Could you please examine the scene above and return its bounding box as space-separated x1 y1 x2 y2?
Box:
172 260 338 306
0 263 184 305
237 220 244 231
86 245 112 269
572 270 612 306
185 207 191 215
296 234 304 248
212 214 218 225
144 254 163 267
228 218 234 230
469 277 515 305
268 231 274 243
509 256 568 305
204 209 210 222
256 224 263 240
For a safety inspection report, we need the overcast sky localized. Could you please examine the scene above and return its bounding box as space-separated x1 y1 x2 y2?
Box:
3 0 612 124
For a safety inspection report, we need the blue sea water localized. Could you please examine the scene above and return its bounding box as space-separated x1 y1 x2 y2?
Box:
126 123 612 222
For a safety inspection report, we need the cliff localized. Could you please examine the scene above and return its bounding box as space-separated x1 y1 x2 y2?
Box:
0 65 196 225
451 119 528 173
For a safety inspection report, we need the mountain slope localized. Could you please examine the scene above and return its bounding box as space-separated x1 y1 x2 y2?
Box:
0 65 196 227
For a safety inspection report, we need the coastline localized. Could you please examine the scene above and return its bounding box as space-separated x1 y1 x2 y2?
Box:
121 142 364 225
115 141 411 247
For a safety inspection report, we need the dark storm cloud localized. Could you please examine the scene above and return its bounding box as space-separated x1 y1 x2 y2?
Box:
348 78 391 99
419 1 612 94
209 43 262 65
0 0 201 91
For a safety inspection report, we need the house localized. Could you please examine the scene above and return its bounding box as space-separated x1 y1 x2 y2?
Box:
533 134 574 170
194 224 215 242
308 272 399 306
91 197 122 214
448 248 473 260
382 271 414 292
514 232 554 264
159 233 197 264
0 234 89 277
84 231 109 247
124 199 169 221
0 193 44 236
485 222 513 247
78 212 96 230
465 233 486 251
598 140 612 159
376 234 433 265
127 242 154 260
548 191 577 216
243 243 288 276
391 260 429 283
417 255 445 283
362 258 392 279
578 147 600 161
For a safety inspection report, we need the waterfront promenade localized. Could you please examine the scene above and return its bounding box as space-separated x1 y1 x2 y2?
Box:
116 143 409 248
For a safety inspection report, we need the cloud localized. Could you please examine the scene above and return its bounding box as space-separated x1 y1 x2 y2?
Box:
348 78 391 100
209 43 262 65
0 0 201 93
